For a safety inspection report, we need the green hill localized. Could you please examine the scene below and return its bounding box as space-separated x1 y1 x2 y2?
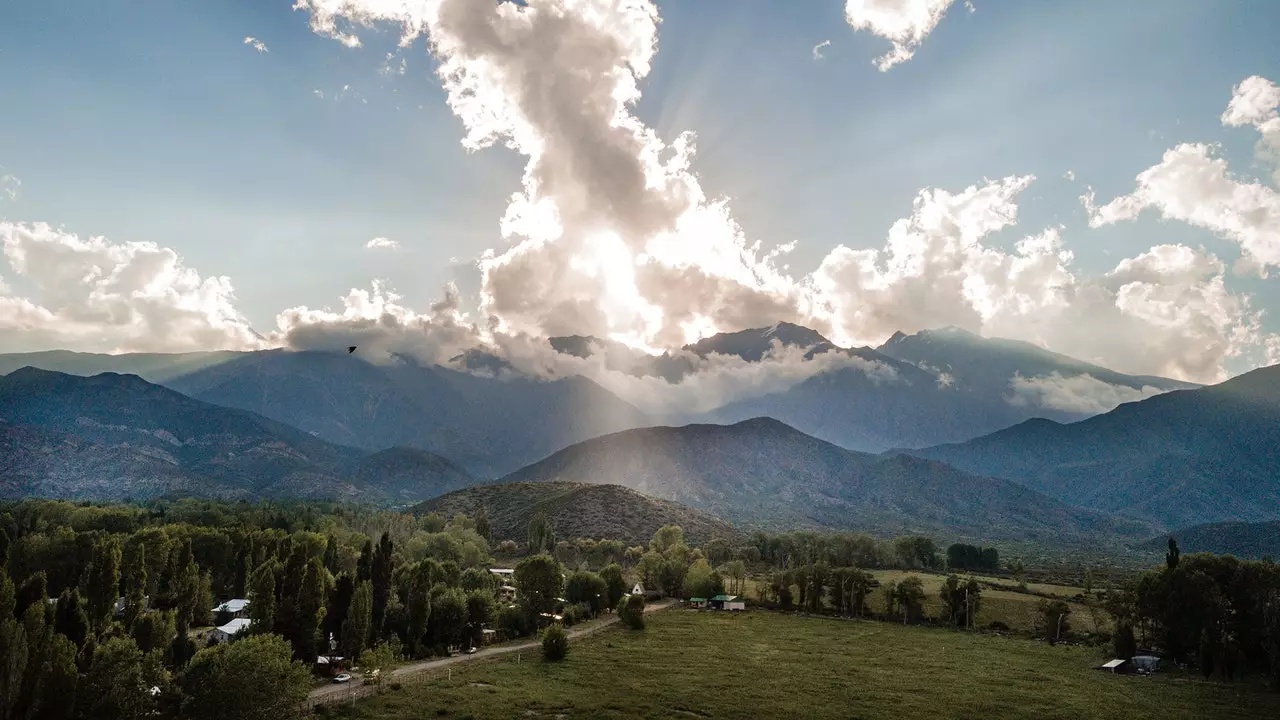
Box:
416 481 744 547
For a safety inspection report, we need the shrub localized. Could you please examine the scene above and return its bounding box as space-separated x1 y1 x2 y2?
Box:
617 594 645 630
541 623 568 662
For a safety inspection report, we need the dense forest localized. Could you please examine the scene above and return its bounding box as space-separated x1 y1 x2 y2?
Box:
0 499 1274 720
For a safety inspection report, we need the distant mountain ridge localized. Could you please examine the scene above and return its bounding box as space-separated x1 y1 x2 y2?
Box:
1143 521 1280 560
496 417 1154 544
908 364 1280 529
417 481 745 546
0 367 471 504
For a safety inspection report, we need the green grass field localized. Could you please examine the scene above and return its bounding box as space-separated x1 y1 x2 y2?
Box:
328 610 1276 720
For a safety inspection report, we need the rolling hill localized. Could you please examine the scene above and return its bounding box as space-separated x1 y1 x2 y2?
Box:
909 364 1280 529
0 367 472 504
417 481 745 547
496 417 1153 544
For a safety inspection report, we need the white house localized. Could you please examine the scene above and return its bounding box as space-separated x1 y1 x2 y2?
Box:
211 618 253 643
212 598 250 618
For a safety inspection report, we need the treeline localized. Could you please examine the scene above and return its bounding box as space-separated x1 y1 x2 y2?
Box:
1106 540 1280 685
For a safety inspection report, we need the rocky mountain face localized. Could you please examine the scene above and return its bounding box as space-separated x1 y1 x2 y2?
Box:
909 364 1280 529
417 481 745 547
496 417 1153 544
0 368 471 504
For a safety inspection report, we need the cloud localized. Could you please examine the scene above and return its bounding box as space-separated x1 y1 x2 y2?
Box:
1007 372 1165 414
1085 77 1280 275
0 174 18 202
1222 75 1280 183
812 40 831 60
1063 170 1075 181
0 222 265 353
843 0 963 71
243 36 269 53
365 237 399 250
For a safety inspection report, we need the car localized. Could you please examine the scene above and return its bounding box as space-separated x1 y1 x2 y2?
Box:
466 647 478 655
332 673 353 684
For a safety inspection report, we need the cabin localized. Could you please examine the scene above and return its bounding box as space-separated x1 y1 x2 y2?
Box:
709 594 745 611
211 618 253 643
687 597 708 609
212 598 250 619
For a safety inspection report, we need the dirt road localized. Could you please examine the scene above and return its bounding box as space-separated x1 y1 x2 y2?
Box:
307 599 675 707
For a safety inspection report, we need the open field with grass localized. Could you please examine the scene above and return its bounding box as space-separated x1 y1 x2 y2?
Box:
325 609 1275 720
742 570 1106 635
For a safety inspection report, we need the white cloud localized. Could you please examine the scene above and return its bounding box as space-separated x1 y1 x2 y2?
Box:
1084 143 1280 274
1222 75 1280 183
365 237 399 250
0 222 265 353
0 169 18 201
812 40 831 61
313 89 325 99
1007 372 1165 414
243 36 269 53
843 0 962 71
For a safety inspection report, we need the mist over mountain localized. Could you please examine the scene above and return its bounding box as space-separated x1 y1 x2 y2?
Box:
909 364 1280 529
496 417 1154 544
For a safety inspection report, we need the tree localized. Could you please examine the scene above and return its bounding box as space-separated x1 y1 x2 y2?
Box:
405 565 432 656
131 610 176 655
292 559 327 663
600 564 627 610
426 588 467 652
356 539 374 583
474 507 492 544
514 555 563 619
564 571 609 616
721 560 747 597
0 615 27 720
541 623 568 662
894 537 938 569
1039 599 1072 644
683 560 724 601
180 634 312 720
322 535 339 576
527 512 555 556
247 561 276 635
324 572 354 652
15 572 47 621
460 567 493 594
33 632 78 720
371 533 394 641
83 538 122 630
617 594 645 630
52 590 88 650
342 581 373 661
1166 537 1181 570
939 575 982 628
192 571 214 627
464 590 494 648
1114 622 1138 660
892 576 926 624
77 637 153 720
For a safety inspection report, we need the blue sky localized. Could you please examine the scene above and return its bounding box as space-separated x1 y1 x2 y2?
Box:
1 0 1279 379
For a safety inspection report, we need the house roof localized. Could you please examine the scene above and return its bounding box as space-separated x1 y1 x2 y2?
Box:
213 599 250 613
215 618 253 635
1101 659 1127 668
688 597 707 602
709 595 741 602
489 568 514 574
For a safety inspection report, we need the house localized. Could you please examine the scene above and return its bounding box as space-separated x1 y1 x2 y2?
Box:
210 618 253 643
687 597 707 609
709 595 745 611
212 598 250 618
489 568 515 578
113 595 151 618
498 584 517 602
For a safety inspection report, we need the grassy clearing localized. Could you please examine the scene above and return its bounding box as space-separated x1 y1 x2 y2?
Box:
328 610 1275 720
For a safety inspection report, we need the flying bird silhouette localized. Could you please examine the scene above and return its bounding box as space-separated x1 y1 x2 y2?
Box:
347 346 357 354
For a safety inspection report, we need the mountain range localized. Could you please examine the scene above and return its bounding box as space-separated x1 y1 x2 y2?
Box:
1142 521 1280 560
908 365 1280 529
0 367 471 504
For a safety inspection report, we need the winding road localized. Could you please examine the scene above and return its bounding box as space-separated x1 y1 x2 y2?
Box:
307 599 675 707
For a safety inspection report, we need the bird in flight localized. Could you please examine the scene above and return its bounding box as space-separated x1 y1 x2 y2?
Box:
347 346 357 354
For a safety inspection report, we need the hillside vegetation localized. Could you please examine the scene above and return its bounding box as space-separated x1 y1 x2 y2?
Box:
417 482 744 546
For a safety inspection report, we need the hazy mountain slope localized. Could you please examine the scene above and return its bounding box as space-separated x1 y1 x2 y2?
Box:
1143 521 1280 560
417 481 744 546
0 350 244 384
684 322 837 362
345 447 475 505
0 368 471 504
878 326 1197 398
497 418 1152 544
165 350 648 478
910 365 1280 528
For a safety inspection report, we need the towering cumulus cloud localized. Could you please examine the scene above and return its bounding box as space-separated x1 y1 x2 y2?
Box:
0 222 264 353
297 0 804 351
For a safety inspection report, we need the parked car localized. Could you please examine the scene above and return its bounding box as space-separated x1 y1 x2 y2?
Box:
332 673 353 684
466 647 478 655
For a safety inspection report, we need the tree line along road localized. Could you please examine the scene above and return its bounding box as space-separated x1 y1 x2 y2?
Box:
306 599 676 707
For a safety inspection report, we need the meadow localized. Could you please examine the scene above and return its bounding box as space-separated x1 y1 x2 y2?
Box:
323 609 1276 720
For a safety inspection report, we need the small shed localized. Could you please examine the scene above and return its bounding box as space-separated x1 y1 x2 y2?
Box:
1096 659 1132 674
211 618 253 643
688 597 707 609
709 595 745 611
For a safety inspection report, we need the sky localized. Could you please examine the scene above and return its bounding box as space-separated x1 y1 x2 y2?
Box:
2 0 1280 385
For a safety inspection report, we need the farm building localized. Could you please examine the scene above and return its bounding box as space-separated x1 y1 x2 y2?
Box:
687 597 707 609
212 598 250 618
709 595 745 611
211 617 253 643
